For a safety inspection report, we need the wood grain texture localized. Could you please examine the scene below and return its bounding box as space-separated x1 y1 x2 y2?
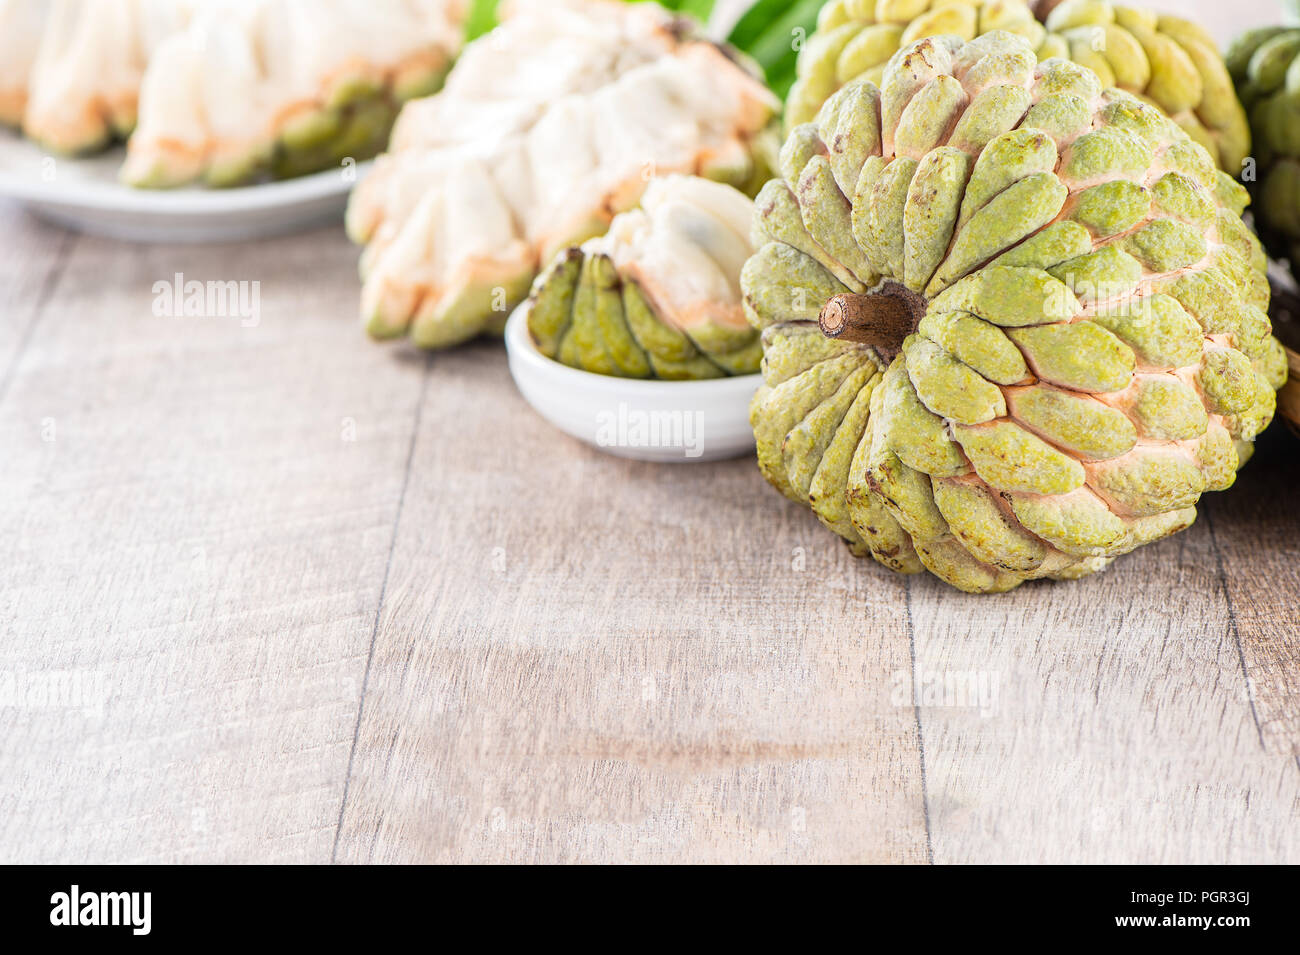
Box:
909 501 1300 864
0 215 425 863
333 343 928 864
1203 429 1300 763
0 205 74 395
0 204 1297 864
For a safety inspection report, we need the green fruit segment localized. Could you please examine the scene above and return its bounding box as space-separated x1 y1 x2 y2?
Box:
809 379 878 550
877 361 969 478
1006 385 1137 460
742 243 850 328
1069 180 1150 237
754 353 867 499
798 157 879 287
787 0 1250 172
930 267 1080 328
1008 321 1136 393
1089 295 1203 370
953 420 1087 496
932 478 1047 574
901 148 969 293
1093 450 1207 517
558 256 621 376
784 364 878 501
904 335 1006 425
1128 376 1209 441
930 171 1067 294
1006 489 1128 559
916 311 1027 386
528 250 583 358
622 280 699 365
760 324 853 385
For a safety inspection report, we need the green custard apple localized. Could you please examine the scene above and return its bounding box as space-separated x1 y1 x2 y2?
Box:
525 175 761 379
1227 22 1300 275
743 31 1286 594
787 0 1251 174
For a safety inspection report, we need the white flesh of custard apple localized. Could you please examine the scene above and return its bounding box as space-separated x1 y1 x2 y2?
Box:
345 0 781 350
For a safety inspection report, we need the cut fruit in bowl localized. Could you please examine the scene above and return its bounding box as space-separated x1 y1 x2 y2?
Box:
504 305 759 463
524 175 763 381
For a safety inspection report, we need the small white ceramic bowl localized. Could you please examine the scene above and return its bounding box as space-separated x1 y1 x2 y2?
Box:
504 305 760 463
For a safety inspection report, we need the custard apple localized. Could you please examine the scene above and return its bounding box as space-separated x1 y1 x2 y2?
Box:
0 0 465 187
0 0 50 129
1227 24 1300 275
347 0 779 350
743 32 1287 594
525 175 761 379
787 0 1251 174
0 0 194 153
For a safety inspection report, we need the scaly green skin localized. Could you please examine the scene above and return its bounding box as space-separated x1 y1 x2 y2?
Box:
744 32 1285 594
526 249 760 380
787 0 1251 174
1226 26 1300 275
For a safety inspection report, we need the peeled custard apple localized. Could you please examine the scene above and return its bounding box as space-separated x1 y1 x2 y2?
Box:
123 0 466 188
346 0 780 350
0 0 195 153
744 32 1287 594
787 0 1251 174
525 175 761 379
0 0 48 130
0 0 465 187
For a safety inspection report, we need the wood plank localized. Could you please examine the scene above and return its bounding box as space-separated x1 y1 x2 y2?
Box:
909 485 1300 864
0 226 426 863
334 343 929 864
1202 427 1300 762
0 206 74 386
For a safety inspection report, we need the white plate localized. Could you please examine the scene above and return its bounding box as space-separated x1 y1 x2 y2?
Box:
0 131 366 242
504 305 759 463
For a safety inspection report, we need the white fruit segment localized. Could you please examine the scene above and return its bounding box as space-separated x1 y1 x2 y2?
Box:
14 0 197 154
0 0 465 187
0 0 46 128
598 176 755 336
122 0 465 187
347 0 781 349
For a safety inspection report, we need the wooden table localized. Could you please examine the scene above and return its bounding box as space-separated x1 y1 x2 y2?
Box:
0 204 1296 864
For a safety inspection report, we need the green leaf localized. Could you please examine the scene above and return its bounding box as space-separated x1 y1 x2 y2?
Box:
671 0 718 21
727 0 793 50
464 0 500 42
727 0 823 97
624 0 716 20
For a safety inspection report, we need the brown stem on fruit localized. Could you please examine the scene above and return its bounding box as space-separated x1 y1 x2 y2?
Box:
818 280 926 362
1028 0 1066 23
